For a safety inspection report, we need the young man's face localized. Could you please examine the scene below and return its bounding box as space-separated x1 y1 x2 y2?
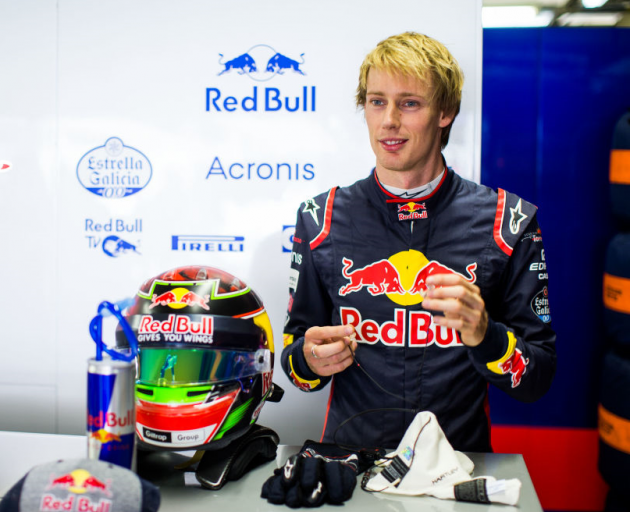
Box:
364 68 453 182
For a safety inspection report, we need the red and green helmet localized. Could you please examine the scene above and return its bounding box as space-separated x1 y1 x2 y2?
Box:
116 265 276 451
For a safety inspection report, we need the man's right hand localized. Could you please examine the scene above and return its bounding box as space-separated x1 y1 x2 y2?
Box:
303 325 357 377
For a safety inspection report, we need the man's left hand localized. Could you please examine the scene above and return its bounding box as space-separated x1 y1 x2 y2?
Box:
420 273 488 347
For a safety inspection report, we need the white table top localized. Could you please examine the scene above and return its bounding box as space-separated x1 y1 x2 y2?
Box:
0 431 542 511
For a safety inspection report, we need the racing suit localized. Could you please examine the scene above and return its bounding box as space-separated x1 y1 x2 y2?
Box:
281 167 556 452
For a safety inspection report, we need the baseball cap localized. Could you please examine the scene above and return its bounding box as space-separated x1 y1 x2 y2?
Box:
0 459 160 512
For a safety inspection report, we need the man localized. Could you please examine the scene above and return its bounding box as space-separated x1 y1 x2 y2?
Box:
281 32 556 452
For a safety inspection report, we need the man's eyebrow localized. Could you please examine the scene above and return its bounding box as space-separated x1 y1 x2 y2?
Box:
366 90 422 97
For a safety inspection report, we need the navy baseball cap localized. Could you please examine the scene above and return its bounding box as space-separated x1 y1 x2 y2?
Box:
0 459 160 512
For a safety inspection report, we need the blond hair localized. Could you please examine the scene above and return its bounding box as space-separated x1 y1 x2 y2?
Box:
356 32 464 148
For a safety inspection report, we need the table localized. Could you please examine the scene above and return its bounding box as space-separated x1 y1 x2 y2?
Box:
0 431 542 511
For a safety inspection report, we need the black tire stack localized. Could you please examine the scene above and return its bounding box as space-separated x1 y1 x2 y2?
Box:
599 109 630 512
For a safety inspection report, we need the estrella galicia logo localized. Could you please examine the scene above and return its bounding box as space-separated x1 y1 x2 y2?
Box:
172 235 244 252
77 137 152 198
217 45 305 81
531 286 551 323
282 225 295 253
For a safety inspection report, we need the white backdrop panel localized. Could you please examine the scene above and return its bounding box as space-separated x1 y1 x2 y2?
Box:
1 0 482 443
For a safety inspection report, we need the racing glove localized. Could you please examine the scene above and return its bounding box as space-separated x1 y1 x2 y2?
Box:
261 441 381 508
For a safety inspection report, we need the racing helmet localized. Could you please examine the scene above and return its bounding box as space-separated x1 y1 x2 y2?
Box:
116 265 276 451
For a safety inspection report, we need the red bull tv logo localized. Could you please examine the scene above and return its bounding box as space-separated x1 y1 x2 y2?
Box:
339 250 477 306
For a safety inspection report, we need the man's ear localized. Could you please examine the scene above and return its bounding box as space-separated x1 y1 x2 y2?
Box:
438 109 456 129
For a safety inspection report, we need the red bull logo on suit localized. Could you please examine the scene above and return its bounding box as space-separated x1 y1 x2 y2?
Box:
337 250 477 348
339 250 477 306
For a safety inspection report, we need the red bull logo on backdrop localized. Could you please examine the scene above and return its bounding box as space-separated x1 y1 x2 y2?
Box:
206 44 316 113
339 250 477 306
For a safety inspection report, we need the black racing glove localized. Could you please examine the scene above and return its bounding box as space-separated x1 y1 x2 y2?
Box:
261 441 370 508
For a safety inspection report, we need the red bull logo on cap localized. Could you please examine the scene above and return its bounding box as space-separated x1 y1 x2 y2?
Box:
397 202 427 221
339 250 477 306
48 469 112 496
43 469 112 512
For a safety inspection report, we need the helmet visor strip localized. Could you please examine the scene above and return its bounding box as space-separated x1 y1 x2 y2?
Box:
138 347 271 387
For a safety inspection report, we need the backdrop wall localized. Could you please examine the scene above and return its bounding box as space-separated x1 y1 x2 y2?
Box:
0 0 482 443
482 27 630 512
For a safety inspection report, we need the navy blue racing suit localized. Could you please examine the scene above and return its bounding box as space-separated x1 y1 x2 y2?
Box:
281 167 556 452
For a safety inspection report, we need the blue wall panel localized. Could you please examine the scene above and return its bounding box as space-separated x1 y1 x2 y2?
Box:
482 28 630 429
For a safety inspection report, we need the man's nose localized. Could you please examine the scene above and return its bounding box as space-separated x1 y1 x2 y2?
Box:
382 104 401 129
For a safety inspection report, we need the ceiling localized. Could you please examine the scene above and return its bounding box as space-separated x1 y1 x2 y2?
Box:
482 0 630 26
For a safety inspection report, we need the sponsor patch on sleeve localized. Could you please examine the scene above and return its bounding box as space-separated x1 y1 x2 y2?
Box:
493 190 538 256
288 268 300 292
487 331 529 388
531 286 551 323
288 355 320 391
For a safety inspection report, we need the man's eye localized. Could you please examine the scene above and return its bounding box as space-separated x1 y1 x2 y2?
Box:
403 100 419 108
369 99 384 106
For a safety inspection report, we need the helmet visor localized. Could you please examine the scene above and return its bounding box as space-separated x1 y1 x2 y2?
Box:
138 347 270 387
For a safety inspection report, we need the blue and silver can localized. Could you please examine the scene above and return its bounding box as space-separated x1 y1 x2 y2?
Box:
87 357 136 470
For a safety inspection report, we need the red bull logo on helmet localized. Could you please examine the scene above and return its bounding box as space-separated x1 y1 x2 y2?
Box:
339 250 477 306
150 287 210 310
137 314 214 344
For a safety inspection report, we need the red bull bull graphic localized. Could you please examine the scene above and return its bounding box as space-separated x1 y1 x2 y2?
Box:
408 261 477 296
340 306 463 348
150 288 210 310
216 45 306 81
49 469 111 496
397 202 427 221
339 251 477 306
137 314 214 344
339 257 405 296
218 52 257 75
499 348 529 388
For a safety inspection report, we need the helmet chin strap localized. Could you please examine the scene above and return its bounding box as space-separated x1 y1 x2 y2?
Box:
90 300 138 361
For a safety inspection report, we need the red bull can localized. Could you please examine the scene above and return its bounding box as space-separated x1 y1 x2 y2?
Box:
87 358 136 470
